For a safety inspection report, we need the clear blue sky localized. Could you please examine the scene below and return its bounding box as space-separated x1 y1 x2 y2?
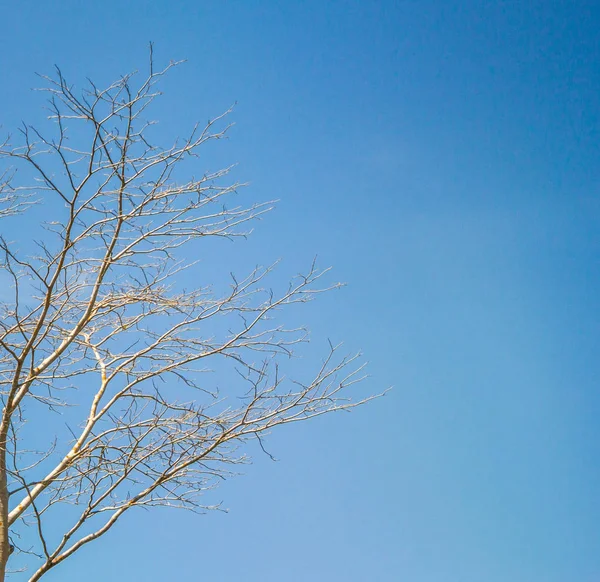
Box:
1 1 599 580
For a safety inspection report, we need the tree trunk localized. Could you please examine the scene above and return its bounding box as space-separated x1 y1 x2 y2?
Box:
0 431 10 582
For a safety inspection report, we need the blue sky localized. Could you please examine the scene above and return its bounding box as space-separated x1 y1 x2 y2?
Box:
1 1 599 580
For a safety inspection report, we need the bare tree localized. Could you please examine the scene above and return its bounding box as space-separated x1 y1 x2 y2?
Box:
0 51 371 580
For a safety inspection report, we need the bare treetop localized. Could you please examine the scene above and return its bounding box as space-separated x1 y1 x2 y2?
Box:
0 52 373 580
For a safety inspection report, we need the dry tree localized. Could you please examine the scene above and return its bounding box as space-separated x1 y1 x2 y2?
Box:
0 50 372 580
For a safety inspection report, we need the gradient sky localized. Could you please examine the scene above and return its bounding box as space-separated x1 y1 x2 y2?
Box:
1 1 599 580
